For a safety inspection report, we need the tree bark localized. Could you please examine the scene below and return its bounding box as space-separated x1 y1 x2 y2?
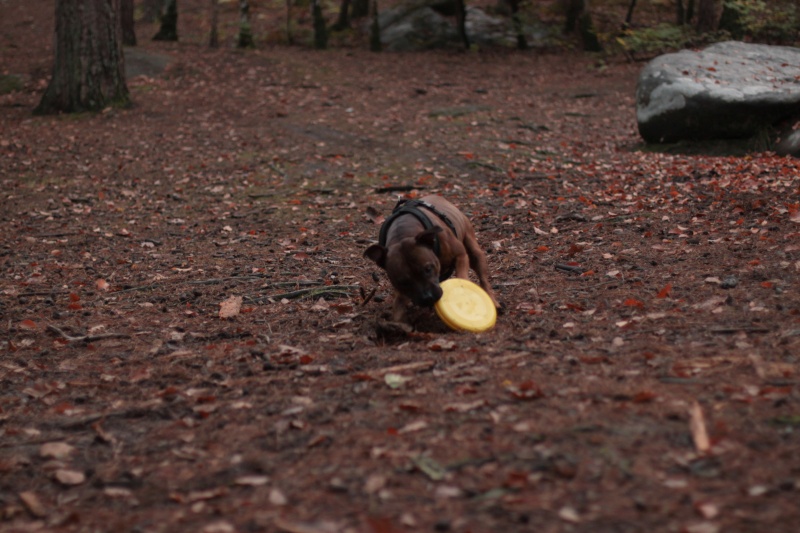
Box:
209 0 220 47
578 6 603 52
564 0 583 33
312 0 328 49
624 0 636 27
351 0 369 19
332 0 351 31
237 0 254 47
286 0 294 44
508 0 527 50
695 0 718 33
454 0 470 49
120 0 136 45
369 0 381 51
153 0 178 41
36 0 130 114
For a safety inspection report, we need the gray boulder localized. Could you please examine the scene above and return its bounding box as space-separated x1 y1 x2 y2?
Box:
636 41 800 145
377 1 548 52
379 5 456 52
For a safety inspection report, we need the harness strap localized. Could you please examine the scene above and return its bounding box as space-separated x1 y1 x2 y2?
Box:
377 199 459 279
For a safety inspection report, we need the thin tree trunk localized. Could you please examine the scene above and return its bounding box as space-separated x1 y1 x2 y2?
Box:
564 0 583 33
121 0 136 45
369 0 381 51
237 0 254 47
209 0 219 47
578 1 602 51
312 0 328 49
333 0 351 30
695 0 718 33
508 0 527 50
153 0 178 41
352 0 369 19
624 0 636 27
286 0 294 44
454 0 470 49
36 0 130 114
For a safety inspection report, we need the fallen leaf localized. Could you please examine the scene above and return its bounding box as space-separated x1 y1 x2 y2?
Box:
54 469 86 486
234 475 270 486
427 338 457 351
559 506 581 523
364 473 386 494
18 319 38 330
269 487 288 506
657 283 672 298
18 491 47 517
40 441 75 460
384 373 411 389
218 295 243 319
444 399 487 412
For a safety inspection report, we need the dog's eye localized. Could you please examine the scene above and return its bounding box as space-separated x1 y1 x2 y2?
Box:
424 264 436 276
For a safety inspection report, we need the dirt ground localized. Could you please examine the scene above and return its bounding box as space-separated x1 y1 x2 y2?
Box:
2 2 800 533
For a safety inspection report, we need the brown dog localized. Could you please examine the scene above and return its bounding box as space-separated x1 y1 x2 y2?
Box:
364 195 500 324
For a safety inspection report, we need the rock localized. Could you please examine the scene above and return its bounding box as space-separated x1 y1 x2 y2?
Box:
376 1 548 51
636 41 800 145
379 4 456 51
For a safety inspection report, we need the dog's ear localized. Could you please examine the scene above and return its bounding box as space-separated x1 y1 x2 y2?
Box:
415 226 442 249
364 244 387 268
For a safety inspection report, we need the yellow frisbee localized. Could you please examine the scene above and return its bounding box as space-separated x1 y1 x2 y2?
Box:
435 278 497 333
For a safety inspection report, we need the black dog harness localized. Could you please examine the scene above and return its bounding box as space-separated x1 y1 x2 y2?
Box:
378 199 459 279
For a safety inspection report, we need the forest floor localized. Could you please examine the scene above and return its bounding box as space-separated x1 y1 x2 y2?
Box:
2 2 800 533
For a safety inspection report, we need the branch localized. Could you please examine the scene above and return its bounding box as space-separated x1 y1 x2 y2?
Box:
47 325 131 343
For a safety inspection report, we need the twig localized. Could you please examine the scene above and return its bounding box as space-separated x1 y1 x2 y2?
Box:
17 290 72 297
46 325 131 343
248 285 360 303
374 185 424 193
361 287 377 306
555 212 588 223
555 263 587 274
369 360 435 377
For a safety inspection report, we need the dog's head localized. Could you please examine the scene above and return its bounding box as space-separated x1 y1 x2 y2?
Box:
365 227 443 307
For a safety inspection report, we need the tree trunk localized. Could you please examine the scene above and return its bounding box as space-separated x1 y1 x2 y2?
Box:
369 0 381 51
718 0 744 40
332 0 352 30
695 0 718 33
676 0 685 25
624 0 636 27
454 0 470 49
153 0 178 41
286 0 294 44
209 0 220 47
352 0 369 19
312 0 328 49
564 0 583 33
120 0 136 45
508 0 527 50
36 0 130 114
578 1 602 52
237 0 254 47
